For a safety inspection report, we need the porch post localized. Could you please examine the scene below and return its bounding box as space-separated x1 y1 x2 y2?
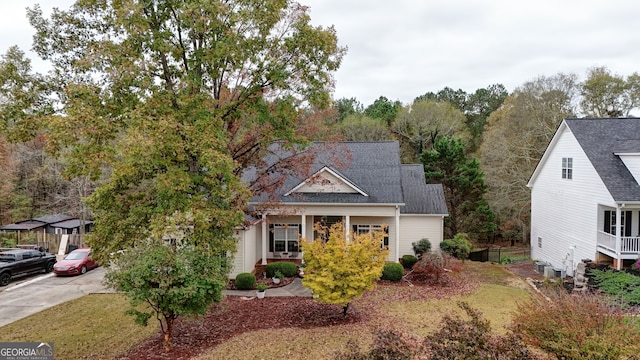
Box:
301 214 306 240
261 214 267 265
395 205 400 263
345 215 350 241
615 206 622 270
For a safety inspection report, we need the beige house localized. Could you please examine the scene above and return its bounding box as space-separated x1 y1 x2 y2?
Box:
230 141 448 278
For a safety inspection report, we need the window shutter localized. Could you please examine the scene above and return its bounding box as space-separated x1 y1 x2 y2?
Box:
626 211 632 237
604 211 611 233
269 224 274 252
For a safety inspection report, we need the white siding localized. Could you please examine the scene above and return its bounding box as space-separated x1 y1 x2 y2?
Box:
398 216 444 259
530 126 615 276
618 154 640 184
229 227 258 279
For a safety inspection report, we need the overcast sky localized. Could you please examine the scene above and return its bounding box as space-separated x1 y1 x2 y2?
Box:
3 1 640 106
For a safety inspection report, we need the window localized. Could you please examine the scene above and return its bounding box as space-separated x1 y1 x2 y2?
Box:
353 224 389 249
562 157 573 179
604 210 632 236
269 224 300 253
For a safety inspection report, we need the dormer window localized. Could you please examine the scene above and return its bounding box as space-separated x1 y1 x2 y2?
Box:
562 157 573 179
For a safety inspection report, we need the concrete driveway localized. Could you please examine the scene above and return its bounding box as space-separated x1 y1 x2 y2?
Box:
0 266 111 327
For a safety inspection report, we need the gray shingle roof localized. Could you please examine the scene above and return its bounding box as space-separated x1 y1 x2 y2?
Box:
400 165 448 214
51 219 93 229
565 118 640 202
247 141 448 215
31 214 74 224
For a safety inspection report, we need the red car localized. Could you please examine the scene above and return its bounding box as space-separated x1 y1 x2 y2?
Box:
53 248 98 276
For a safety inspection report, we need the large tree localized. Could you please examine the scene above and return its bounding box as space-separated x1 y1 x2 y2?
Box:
415 85 508 151
421 135 495 241
580 66 640 117
479 74 577 243
391 99 470 163
340 113 391 141
364 96 402 125
28 0 344 350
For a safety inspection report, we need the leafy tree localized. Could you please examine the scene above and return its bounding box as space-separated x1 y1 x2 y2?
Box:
104 244 229 351
415 85 508 151
580 66 640 117
465 84 508 149
364 96 402 125
479 73 577 243
27 0 344 350
0 46 53 142
334 97 364 121
340 113 392 141
0 135 15 224
392 99 470 163
422 136 495 240
301 222 388 316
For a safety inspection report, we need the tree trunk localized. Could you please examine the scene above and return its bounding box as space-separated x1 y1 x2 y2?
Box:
342 303 350 317
164 315 173 352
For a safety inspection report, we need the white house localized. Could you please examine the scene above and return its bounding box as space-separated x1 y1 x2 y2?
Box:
528 118 640 276
230 141 448 278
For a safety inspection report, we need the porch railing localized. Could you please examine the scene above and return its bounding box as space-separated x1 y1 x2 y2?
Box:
597 231 640 254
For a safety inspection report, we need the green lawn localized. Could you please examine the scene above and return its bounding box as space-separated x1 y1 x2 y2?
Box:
0 294 158 360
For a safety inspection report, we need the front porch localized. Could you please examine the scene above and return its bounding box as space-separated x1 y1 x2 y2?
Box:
597 231 640 260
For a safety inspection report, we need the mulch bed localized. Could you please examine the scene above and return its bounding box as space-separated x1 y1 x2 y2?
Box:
117 296 367 360
116 258 480 359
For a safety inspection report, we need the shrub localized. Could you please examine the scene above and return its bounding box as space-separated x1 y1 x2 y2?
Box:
234 272 256 290
381 263 404 281
511 290 640 359
265 262 297 278
589 268 640 305
440 233 472 259
401 254 418 269
411 252 446 283
333 328 415 360
412 238 431 258
425 302 535 360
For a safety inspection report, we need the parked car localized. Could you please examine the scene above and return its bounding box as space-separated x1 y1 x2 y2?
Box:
53 248 99 276
0 249 57 286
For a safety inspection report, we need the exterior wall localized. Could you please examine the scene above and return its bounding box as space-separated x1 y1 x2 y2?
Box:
229 227 258 280
398 216 444 258
530 126 615 276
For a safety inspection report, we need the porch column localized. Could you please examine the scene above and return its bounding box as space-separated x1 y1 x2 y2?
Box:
395 205 400 263
345 215 351 241
261 214 267 265
615 206 622 270
301 214 306 240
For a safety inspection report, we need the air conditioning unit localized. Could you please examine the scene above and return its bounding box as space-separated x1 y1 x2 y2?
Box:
554 268 566 279
543 265 556 279
535 261 548 273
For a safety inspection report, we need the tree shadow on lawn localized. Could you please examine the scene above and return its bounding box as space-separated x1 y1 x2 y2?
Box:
117 296 369 359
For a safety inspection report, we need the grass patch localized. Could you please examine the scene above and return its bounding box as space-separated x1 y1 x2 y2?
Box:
381 283 530 336
0 294 157 360
194 324 370 360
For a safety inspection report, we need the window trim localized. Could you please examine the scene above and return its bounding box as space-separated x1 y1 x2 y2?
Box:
562 157 573 179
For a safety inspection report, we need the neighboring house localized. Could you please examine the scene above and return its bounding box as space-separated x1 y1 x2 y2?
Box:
528 118 640 276
0 214 93 235
230 141 448 279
